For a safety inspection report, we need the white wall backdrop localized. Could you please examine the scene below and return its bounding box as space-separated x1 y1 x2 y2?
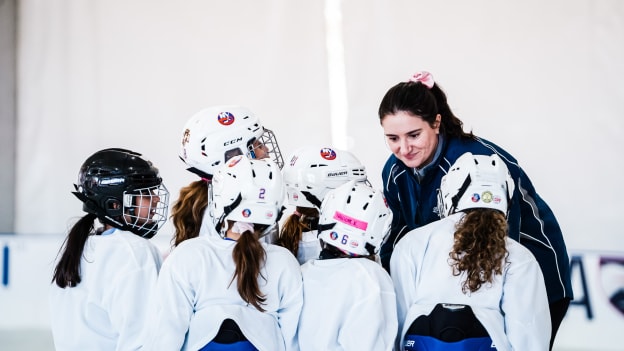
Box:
15 0 624 253
3 0 624 349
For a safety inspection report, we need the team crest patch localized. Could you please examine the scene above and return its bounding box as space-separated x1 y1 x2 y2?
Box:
320 148 337 160
481 191 493 203
217 111 235 125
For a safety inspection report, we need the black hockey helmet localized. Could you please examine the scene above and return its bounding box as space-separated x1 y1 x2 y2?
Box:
72 148 169 238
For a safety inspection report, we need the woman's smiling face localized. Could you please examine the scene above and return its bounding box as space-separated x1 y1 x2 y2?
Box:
381 111 441 169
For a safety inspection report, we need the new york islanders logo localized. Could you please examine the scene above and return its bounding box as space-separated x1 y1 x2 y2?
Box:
217 111 235 126
471 193 481 202
320 148 337 160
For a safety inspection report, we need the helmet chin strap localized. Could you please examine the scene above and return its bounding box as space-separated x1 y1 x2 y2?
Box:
451 174 472 213
215 193 243 237
301 191 323 209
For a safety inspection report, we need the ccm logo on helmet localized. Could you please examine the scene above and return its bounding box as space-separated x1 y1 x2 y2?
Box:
224 137 243 146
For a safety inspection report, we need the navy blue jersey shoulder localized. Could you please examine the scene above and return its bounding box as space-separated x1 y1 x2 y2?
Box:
381 136 572 303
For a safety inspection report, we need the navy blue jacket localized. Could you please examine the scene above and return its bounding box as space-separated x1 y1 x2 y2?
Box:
381 136 572 303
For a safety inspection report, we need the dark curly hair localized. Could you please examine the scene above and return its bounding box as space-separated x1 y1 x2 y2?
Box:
449 209 509 294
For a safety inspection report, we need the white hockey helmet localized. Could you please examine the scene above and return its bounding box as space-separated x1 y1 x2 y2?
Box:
317 180 392 256
210 155 285 236
437 152 515 217
282 146 367 209
179 105 284 179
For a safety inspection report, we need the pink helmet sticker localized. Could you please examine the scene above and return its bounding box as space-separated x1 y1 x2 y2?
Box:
333 211 368 230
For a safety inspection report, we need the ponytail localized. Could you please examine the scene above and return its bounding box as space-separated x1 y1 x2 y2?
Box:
276 206 319 257
230 228 267 312
52 213 98 288
428 84 473 139
449 209 509 294
171 180 209 247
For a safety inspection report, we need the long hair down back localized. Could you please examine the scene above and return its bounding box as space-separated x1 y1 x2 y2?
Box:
449 209 509 294
230 224 268 312
52 213 98 288
171 180 209 247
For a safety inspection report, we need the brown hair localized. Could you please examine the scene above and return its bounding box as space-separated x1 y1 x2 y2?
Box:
52 213 98 288
275 206 319 257
449 209 509 294
378 80 474 140
229 222 268 311
170 180 209 247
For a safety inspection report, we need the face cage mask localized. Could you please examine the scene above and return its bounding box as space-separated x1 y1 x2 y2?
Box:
122 184 169 238
247 128 284 169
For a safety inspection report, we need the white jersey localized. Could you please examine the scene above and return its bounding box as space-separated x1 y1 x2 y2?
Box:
142 235 303 351
296 230 321 264
49 229 163 351
390 212 551 351
298 257 397 351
